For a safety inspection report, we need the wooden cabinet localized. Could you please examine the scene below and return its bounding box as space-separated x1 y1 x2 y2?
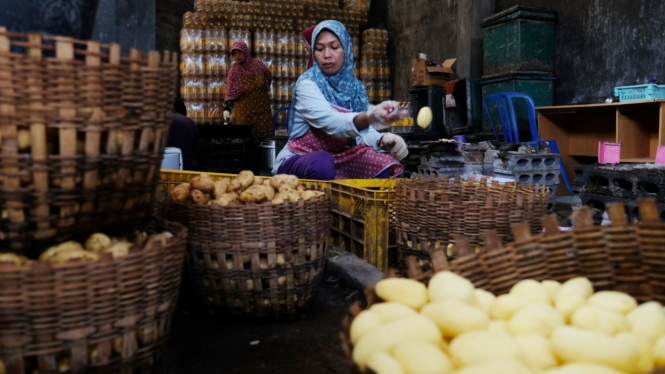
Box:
537 100 665 195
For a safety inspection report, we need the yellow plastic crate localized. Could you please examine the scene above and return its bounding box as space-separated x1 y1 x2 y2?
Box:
158 170 329 194
329 179 397 271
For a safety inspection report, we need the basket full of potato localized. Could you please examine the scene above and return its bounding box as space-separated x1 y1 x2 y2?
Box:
0 221 187 374
341 199 665 374
167 170 329 317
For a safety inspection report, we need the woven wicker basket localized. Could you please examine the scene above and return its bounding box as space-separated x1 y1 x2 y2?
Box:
0 28 178 253
395 175 550 275
168 195 330 318
340 199 665 373
0 221 187 374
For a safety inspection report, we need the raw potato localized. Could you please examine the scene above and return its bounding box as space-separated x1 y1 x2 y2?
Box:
428 271 475 304
50 248 99 264
191 189 210 205
472 289 496 314
449 331 522 367
0 253 29 267
171 183 191 203
490 294 534 321
420 300 489 338
240 185 276 203
375 278 429 310
366 352 405 374
508 303 564 337
587 291 637 315
550 326 640 372
39 241 84 261
570 305 630 336
102 242 133 258
228 178 244 192
300 190 325 201
190 173 214 193
85 233 112 252
515 334 558 372
279 185 296 193
450 359 533 374
510 279 551 304
626 301 665 343
392 341 453 374
235 170 255 190
210 193 238 206
253 176 263 186
352 315 442 368
556 278 594 319
213 180 230 199
270 174 300 190
271 191 301 205
615 332 654 373
18 129 31 150
350 310 384 344
369 302 418 323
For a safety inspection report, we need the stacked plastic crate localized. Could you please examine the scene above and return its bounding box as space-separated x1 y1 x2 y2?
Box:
180 0 370 125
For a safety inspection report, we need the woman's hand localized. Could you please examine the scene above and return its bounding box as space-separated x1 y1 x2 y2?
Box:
380 133 408 161
367 101 408 130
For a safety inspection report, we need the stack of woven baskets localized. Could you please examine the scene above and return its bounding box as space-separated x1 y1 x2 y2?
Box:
166 171 330 318
395 175 550 275
0 29 185 374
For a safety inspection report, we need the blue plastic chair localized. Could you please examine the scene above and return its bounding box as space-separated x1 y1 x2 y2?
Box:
483 92 572 193
272 106 291 132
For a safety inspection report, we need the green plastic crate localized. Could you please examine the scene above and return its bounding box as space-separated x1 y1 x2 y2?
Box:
329 179 396 272
482 6 557 76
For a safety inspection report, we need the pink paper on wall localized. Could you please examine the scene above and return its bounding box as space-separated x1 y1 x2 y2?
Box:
598 142 621 165
655 146 665 164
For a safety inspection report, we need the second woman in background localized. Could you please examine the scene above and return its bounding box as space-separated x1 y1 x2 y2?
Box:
224 41 273 142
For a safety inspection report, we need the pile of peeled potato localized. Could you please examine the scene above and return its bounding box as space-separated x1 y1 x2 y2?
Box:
170 170 325 206
0 231 172 268
350 272 665 374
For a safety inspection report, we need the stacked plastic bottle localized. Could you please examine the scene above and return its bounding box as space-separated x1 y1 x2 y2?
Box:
180 11 229 124
180 0 372 124
360 28 390 104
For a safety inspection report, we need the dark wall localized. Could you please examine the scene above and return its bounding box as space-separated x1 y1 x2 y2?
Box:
0 0 100 39
495 0 665 104
92 0 155 53
386 0 460 101
155 0 194 53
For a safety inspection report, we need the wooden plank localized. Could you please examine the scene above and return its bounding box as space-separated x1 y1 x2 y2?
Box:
537 99 665 110
621 157 655 163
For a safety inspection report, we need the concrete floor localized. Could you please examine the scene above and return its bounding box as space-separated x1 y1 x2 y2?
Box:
160 271 362 374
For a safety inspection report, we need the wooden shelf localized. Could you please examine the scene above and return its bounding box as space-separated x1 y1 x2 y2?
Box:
621 157 655 163
538 100 665 195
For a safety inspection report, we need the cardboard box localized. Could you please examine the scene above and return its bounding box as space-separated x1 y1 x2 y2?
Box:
412 58 457 87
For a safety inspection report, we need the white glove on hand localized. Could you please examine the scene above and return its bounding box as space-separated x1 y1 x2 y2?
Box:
380 133 408 161
367 101 408 130
223 110 231 121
